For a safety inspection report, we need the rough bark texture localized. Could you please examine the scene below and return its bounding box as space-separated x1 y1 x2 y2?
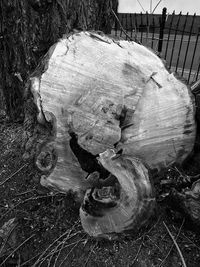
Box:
27 31 196 236
171 179 200 226
0 0 118 120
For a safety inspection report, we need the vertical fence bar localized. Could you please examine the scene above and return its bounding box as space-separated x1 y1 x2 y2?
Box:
146 11 149 46
140 12 143 43
125 13 128 39
181 13 196 76
164 11 175 59
169 12 182 69
175 13 189 72
120 14 123 37
151 16 155 49
158 7 167 53
188 27 200 83
130 13 133 38
135 13 138 41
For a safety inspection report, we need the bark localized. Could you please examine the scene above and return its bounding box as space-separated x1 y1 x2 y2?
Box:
170 180 200 227
162 173 200 228
27 31 196 237
0 0 118 120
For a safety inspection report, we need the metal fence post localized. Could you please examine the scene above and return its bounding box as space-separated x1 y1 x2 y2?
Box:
158 7 167 53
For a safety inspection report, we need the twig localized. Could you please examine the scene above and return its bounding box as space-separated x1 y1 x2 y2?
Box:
163 221 187 267
53 225 79 267
22 236 85 267
146 235 162 252
131 216 161 245
181 233 200 251
84 241 97 267
0 234 35 266
32 220 81 267
0 164 28 186
31 229 72 267
58 235 87 267
136 0 145 12
111 9 135 42
0 194 63 220
159 219 185 267
47 248 54 267
14 189 35 197
52 238 66 267
0 223 17 257
131 236 144 265
146 216 161 235
38 231 83 266
20 252 42 266
42 237 87 264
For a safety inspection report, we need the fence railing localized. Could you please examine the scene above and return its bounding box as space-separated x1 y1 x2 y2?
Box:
111 8 200 85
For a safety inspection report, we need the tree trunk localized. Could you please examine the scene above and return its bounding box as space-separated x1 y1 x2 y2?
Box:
0 0 118 121
27 31 196 237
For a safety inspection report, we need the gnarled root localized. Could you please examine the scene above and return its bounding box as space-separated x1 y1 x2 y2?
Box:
36 143 57 173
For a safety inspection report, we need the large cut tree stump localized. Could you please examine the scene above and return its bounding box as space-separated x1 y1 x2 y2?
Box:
28 31 196 237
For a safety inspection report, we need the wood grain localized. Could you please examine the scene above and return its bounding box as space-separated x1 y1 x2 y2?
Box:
30 31 196 195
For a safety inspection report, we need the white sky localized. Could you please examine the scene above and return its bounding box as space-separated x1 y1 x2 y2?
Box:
118 0 200 14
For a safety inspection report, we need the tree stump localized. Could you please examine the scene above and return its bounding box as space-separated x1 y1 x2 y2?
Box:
28 31 196 237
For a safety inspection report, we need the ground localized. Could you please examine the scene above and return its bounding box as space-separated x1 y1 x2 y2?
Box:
0 119 200 267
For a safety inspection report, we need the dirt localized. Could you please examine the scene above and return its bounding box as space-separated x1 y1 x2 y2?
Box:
0 120 200 267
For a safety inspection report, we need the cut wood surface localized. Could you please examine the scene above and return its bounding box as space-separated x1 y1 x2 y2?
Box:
80 149 155 238
30 31 196 194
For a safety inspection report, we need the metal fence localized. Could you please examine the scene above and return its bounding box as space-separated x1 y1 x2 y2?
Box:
111 8 200 85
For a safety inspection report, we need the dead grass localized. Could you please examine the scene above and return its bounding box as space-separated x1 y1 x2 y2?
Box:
0 122 200 267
